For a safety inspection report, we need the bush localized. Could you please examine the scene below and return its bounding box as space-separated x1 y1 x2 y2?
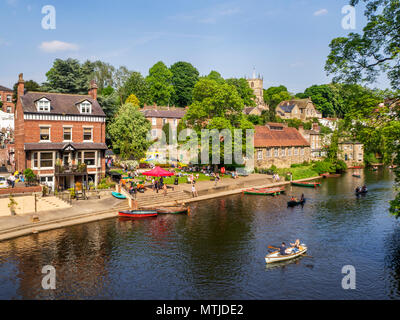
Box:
269 165 278 174
313 160 335 174
23 168 36 184
335 159 348 172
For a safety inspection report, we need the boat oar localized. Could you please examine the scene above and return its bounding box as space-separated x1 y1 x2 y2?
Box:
268 245 280 250
301 253 313 258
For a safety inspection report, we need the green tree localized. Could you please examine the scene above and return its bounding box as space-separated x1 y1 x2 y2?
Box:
146 61 174 106
204 70 225 84
170 61 199 108
226 78 256 107
263 85 293 122
92 60 115 92
121 71 149 106
108 103 152 160
42 58 95 94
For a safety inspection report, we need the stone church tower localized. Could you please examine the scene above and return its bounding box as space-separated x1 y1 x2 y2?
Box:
247 69 268 110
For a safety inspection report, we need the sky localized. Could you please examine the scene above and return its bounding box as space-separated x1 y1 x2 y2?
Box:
0 0 388 94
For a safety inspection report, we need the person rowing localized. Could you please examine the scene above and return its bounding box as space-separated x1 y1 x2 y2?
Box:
290 239 301 253
279 242 288 256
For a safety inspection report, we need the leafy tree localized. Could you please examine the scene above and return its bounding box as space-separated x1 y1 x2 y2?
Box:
204 70 225 84
226 78 256 107
125 94 140 106
121 71 149 106
92 60 115 92
108 103 152 160
247 115 263 125
263 85 293 121
114 66 133 105
170 61 199 108
101 86 115 97
184 78 244 130
42 58 95 94
146 61 174 106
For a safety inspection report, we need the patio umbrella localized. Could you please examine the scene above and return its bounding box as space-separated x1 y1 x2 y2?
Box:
142 166 175 177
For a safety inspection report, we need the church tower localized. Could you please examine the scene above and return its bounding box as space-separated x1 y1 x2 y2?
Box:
247 68 267 110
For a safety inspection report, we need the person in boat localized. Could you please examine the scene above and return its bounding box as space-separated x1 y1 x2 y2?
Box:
355 186 361 193
300 194 305 202
362 185 367 192
280 242 288 256
290 239 301 253
290 196 297 202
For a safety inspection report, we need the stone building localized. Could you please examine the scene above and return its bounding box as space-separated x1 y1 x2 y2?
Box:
141 105 186 140
276 98 322 120
0 85 14 113
338 141 364 166
246 70 269 111
14 74 107 191
254 123 311 169
298 123 326 159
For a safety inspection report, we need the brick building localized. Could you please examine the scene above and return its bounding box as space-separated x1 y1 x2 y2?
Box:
254 123 311 169
0 85 14 113
276 98 322 120
14 74 107 191
141 105 186 140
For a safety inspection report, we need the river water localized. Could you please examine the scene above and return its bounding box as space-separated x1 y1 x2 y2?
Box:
0 169 399 300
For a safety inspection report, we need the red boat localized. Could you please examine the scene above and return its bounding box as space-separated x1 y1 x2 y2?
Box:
118 210 158 218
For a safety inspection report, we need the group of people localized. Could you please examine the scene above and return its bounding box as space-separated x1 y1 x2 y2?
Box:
152 177 168 196
272 174 280 182
355 185 368 193
279 239 302 256
290 194 305 202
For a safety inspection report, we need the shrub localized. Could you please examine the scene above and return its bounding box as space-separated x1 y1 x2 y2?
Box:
23 168 36 184
269 165 278 174
313 160 335 174
335 159 348 172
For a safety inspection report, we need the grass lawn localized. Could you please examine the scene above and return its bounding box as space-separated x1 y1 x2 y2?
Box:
277 165 320 181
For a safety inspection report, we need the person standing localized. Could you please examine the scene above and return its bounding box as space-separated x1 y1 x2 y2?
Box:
163 183 167 196
191 183 198 197
9 174 15 188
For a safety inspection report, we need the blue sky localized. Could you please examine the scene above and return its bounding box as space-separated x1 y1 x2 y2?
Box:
0 0 386 93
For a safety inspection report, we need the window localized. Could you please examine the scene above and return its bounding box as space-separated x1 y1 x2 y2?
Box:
162 118 167 125
152 118 156 125
294 147 299 156
6 107 11 113
83 127 92 141
83 152 96 166
33 152 38 168
301 148 305 156
80 101 92 114
266 148 271 157
282 148 286 157
274 148 278 157
63 127 72 141
40 152 53 168
288 148 292 156
257 150 263 160
37 98 50 112
40 127 50 141
6 95 11 102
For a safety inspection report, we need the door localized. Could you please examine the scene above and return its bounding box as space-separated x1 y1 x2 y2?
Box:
40 176 54 191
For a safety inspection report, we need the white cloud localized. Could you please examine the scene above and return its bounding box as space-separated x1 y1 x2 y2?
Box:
39 40 79 53
314 8 328 16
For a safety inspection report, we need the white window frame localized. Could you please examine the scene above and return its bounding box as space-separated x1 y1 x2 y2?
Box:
39 126 51 142
32 151 55 170
36 98 51 112
152 118 157 125
294 147 299 156
6 95 12 102
63 126 73 142
257 150 263 160
288 148 292 156
274 148 278 157
83 127 93 142
80 101 92 114
266 148 271 158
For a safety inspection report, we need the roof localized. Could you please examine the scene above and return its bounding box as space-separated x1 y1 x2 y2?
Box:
277 98 313 110
24 142 108 151
20 92 105 117
141 108 186 119
0 85 13 92
243 107 255 115
254 124 310 148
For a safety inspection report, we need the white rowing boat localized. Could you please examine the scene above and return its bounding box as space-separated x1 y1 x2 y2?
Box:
265 245 308 264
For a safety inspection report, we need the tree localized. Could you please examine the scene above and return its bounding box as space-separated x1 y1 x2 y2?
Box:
108 103 152 160
226 78 256 107
170 61 199 108
13 80 40 100
92 61 115 92
42 58 95 94
146 61 174 106
263 85 293 122
121 71 149 106
205 70 225 84
114 66 133 105
184 78 244 130
125 94 140 106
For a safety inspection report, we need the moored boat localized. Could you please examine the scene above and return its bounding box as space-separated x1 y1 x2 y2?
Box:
291 181 321 188
321 173 341 178
352 174 361 178
244 187 285 196
112 192 127 199
118 210 158 218
265 245 308 264
156 206 190 214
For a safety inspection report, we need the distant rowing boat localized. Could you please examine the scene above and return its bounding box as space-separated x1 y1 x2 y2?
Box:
244 187 285 196
118 210 158 218
265 245 308 264
112 192 127 199
291 181 321 188
287 199 306 207
320 173 341 178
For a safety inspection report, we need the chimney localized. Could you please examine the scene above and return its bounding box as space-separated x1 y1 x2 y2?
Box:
17 73 25 99
88 80 98 100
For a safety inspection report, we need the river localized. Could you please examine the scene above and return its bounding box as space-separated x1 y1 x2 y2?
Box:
0 169 399 300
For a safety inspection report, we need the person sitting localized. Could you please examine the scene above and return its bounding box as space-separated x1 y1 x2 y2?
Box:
279 242 287 256
290 196 297 202
362 185 367 192
300 194 305 202
355 186 360 193
290 239 301 253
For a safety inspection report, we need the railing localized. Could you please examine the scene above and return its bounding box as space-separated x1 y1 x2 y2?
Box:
55 191 72 205
55 164 87 175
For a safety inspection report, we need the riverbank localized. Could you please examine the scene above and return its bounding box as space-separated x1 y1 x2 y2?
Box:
0 174 321 242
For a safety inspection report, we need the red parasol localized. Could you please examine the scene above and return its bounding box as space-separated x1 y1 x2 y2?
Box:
142 166 175 177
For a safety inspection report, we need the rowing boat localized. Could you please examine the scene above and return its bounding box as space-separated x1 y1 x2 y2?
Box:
291 181 321 188
112 192 127 199
320 173 341 178
244 187 285 196
118 210 158 218
156 206 189 214
352 174 361 178
265 245 308 264
287 199 306 207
